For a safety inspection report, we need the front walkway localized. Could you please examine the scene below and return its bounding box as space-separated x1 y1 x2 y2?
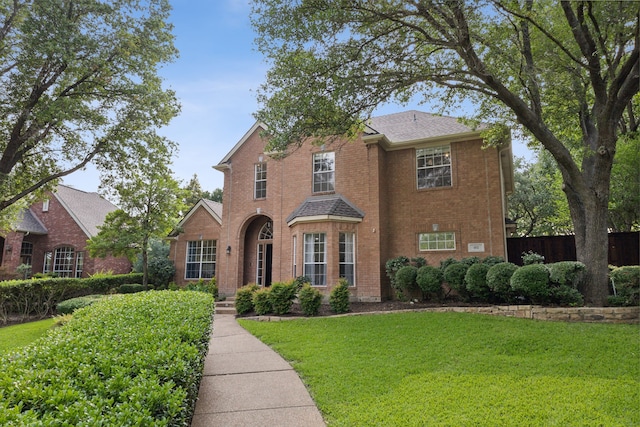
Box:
191 314 326 427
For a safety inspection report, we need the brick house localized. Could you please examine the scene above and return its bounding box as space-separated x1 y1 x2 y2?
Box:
0 185 131 279
170 110 514 301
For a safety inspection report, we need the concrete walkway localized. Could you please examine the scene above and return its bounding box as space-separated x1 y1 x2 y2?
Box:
191 314 326 427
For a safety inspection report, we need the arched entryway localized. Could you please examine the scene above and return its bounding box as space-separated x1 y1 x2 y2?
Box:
242 215 273 287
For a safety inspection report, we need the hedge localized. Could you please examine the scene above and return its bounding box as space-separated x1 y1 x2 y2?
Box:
0 291 214 426
0 273 144 324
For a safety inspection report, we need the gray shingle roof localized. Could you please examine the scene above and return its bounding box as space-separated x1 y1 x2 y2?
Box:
365 110 485 143
286 194 364 224
202 199 223 220
15 208 48 234
54 185 119 237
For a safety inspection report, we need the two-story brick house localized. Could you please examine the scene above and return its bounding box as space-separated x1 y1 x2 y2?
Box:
0 185 131 279
170 110 514 301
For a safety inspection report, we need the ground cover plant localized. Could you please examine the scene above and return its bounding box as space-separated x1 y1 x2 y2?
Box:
240 312 639 426
0 291 214 426
0 318 55 356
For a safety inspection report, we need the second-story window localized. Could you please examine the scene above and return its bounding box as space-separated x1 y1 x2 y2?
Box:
313 152 335 193
417 145 452 189
254 163 267 199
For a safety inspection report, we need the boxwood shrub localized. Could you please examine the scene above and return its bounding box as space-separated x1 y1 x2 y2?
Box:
235 283 259 315
330 279 351 314
252 287 273 315
298 284 322 316
547 261 586 288
443 262 470 299
0 291 214 426
395 265 418 296
510 264 550 303
486 262 519 302
609 266 640 306
268 281 298 315
119 283 147 294
465 263 491 302
416 265 443 301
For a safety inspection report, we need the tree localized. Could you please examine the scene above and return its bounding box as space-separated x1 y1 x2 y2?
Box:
509 155 572 237
251 0 639 305
183 174 223 206
87 137 186 288
0 0 179 225
608 131 640 232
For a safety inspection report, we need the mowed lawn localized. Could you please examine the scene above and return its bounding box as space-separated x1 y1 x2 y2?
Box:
0 318 56 356
240 312 639 426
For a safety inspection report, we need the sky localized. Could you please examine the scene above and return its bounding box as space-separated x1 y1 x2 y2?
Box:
63 0 532 194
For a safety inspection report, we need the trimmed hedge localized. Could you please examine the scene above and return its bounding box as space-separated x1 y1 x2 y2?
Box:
416 265 443 300
609 266 640 306
510 264 551 303
0 273 144 324
56 294 107 314
252 287 273 315
0 291 214 426
299 284 322 316
330 279 351 314
235 284 259 315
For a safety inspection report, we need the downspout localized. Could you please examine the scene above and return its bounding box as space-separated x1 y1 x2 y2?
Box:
225 162 233 295
498 140 512 261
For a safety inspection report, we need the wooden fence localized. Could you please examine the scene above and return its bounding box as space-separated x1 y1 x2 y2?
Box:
507 232 639 266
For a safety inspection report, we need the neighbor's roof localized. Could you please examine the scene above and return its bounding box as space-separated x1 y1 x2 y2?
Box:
53 185 119 238
363 110 487 149
286 194 364 226
14 208 48 235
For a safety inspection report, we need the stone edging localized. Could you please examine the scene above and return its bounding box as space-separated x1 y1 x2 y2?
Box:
245 305 640 324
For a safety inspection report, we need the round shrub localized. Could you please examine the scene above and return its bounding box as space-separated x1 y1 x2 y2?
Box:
252 288 273 315
510 264 550 303
444 262 469 296
465 263 491 301
56 294 106 314
269 281 297 315
482 256 505 267
395 265 418 295
235 283 259 315
609 266 639 306
547 261 586 288
385 256 410 292
487 262 519 301
299 284 322 316
416 265 443 300
330 279 351 314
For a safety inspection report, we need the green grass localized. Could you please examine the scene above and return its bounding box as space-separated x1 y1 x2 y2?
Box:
240 312 640 426
0 318 56 356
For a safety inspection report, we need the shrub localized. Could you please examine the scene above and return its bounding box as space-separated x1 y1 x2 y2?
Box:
269 281 298 315
510 264 550 303
411 257 427 268
299 284 322 316
460 256 481 267
56 295 106 314
465 263 491 301
330 279 351 314
486 262 519 301
185 278 218 299
439 257 458 272
443 262 469 299
395 265 418 296
253 288 273 315
522 250 545 265
146 257 176 289
0 291 214 426
609 266 640 306
293 276 312 292
385 256 410 293
416 266 443 300
549 285 584 306
482 256 505 267
119 283 146 294
235 283 260 315
547 261 586 288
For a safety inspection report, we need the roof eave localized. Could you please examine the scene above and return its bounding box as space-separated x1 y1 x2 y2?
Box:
363 130 484 151
287 215 363 227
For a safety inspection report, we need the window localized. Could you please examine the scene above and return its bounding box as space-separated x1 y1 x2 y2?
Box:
43 252 52 273
53 246 75 277
75 252 84 278
417 146 451 189
20 242 33 266
254 163 267 199
304 233 326 286
339 232 355 286
313 152 335 193
292 235 297 278
42 199 49 212
186 240 217 279
419 232 456 251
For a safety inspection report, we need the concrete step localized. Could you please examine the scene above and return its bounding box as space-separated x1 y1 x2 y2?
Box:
216 297 237 315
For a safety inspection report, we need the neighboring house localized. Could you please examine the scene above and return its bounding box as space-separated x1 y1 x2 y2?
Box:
170 110 514 301
168 199 223 287
0 185 131 279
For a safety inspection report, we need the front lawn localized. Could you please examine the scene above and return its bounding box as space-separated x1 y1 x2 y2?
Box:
0 318 56 356
240 312 639 426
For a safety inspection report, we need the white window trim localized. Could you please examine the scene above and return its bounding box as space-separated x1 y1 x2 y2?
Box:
419 232 456 251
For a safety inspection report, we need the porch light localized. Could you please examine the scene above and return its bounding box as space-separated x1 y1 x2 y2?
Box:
226 245 231 255
432 224 439 232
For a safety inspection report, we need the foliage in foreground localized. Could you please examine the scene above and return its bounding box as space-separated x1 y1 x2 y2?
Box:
241 312 639 426
0 291 214 426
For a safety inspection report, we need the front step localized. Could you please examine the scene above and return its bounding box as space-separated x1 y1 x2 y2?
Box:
215 297 236 315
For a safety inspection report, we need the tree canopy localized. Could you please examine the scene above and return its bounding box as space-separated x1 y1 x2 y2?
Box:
251 0 639 304
0 0 179 228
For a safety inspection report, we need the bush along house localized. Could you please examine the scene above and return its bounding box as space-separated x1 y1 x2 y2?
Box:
0 185 131 279
170 110 514 301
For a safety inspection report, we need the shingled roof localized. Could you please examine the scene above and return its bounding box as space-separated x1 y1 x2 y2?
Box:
54 185 119 237
14 208 48 235
364 110 486 148
286 194 364 226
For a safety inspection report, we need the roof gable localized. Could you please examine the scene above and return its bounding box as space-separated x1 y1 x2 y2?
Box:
214 121 267 170
174 199 223 232
53 185 119 237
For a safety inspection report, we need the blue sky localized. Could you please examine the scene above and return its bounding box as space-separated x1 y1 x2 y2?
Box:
63 0 531 194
